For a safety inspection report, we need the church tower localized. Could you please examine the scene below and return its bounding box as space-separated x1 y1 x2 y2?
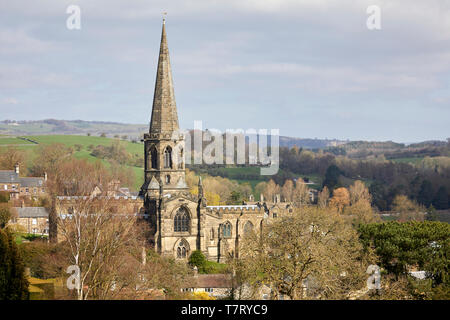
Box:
141 18 187 196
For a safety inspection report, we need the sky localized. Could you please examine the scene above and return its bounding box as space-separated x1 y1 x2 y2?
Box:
0 0 449 142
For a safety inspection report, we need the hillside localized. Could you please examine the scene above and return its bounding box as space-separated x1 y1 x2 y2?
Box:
0 119 148 140
0 119 347 150
0 134 145 191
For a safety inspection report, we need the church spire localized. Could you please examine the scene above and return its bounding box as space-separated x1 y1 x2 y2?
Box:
149 18 179 136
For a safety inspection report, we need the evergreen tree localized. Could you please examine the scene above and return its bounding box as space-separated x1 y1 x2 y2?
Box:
188 250 207 272
322 164 341 191
0 204 11 229
418 180 434 208
433 186 449 210
0 229 29 300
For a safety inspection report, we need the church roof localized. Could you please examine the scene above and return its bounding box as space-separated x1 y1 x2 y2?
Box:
206 205 259 210
149 19 179 136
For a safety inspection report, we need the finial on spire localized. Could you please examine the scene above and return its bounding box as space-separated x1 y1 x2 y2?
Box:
162 12 167 24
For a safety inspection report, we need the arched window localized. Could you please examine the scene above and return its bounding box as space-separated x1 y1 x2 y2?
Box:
164 147 172 168
176 239 189 259
222 222 232 238
174 207 189 232
244 221 254 234
210 228 215 240
150 147 157 169
165 175 171 184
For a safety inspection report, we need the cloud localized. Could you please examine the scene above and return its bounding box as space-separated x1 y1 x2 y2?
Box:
2 98 18 105
0 0 449 141
0 29 56 55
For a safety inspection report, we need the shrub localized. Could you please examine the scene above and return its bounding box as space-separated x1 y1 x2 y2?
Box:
188 250 206 269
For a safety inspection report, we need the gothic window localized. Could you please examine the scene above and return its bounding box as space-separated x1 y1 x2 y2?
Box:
150 146 157 169
164 147 172 168
176 239 189 259
174 207 189 232
244 221 254 234
222 222 232 238
210 228 215 240
166 175 171 184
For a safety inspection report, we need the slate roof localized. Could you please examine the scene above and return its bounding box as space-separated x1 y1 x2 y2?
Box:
0 170 45 187
14 207 49 218
0 170 20 183
191 274 233 289
19 177 45 187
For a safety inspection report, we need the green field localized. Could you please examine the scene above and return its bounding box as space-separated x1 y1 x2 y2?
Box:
192 166 324 191
0 134 328 194
0 135 145 191
390 157 424 165
0 137 35 145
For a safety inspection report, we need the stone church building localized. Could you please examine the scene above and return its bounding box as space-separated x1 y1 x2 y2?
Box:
138 20 284 263
56 20 290 263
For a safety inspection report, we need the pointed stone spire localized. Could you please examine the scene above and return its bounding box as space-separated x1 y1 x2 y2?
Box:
149 18 179 136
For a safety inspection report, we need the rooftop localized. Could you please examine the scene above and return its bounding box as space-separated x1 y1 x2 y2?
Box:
190 274 233 289
207 205 259 210
0 170 45 187
13 207 49 218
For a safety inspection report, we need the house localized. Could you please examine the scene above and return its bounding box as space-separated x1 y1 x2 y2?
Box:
0 164 47 199
182 272 233 299
11 206 49 235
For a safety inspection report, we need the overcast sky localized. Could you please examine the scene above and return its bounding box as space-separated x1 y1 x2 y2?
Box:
1 0 449 142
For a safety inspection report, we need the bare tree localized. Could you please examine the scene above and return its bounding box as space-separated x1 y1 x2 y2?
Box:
292 179 310 207
0 146 25 170
236 207 373 299
349 180 371 205
392 195 425 222
263 179 280 203
317 186 329 209
329 187 350 213
57 196 139 300
281 180 294 202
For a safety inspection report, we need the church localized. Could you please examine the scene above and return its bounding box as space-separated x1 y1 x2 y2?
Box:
138 20 286 262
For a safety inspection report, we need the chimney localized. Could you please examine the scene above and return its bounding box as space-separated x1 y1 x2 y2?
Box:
14 163 19 174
